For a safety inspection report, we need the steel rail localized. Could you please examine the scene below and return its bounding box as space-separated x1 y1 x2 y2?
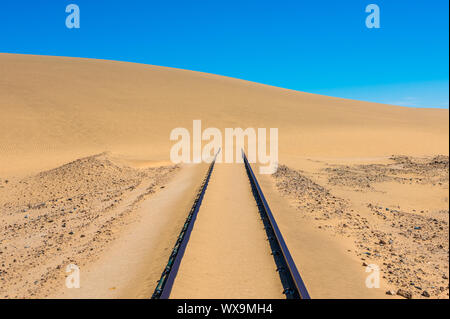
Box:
151 151 219 299
242 150 310 299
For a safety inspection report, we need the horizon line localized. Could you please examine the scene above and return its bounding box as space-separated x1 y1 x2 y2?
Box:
1 51 448 111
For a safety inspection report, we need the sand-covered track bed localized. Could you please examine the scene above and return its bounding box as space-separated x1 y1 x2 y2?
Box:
166 158 309 299
152 156 216 299
169 162 288 299
0 153 178 298
243 156 309 299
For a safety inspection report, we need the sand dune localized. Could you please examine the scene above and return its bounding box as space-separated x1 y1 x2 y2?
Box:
0 54 448 299
0 53 448 177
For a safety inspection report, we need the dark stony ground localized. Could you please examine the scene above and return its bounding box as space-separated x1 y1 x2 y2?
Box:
0 153 178 298
272 156 449 299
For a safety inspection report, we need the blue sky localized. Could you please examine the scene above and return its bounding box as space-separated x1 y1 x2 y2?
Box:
0 0 448 108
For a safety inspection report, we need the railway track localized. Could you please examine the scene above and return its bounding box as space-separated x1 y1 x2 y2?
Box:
151 153 218 299
242 151 310 299
152 151 310 299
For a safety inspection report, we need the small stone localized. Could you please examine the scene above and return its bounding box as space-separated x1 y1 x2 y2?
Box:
421 291 430 298
397 289 412 299
362 262 368 267
386 290 396 295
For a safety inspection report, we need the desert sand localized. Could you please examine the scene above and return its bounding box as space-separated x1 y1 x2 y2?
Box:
0 53 448 299
266 155 449 299
1 53 448 177
170 163 284 299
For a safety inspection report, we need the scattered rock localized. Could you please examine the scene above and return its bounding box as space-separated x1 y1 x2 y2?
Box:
396 289 412 299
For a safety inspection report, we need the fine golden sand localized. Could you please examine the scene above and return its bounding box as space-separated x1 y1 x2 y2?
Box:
0 53 448 299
